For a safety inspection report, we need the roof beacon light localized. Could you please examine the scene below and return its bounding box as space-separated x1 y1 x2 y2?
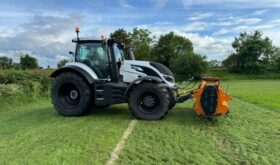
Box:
75 27 80 41
100 34 105 40
75 27 80 33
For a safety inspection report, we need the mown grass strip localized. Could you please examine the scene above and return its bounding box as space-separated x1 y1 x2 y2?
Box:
116 99 280 165
106 120 138 165
0 101 132 165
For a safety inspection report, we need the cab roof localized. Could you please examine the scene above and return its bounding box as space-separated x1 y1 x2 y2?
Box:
72 38 126 47
72 37 103 42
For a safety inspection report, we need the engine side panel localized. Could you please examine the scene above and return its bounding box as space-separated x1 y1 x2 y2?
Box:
120 60 176 87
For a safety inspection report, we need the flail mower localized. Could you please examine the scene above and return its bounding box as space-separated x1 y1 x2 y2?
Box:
50 28 231 120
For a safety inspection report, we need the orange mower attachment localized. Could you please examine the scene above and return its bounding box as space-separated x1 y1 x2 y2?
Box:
192 77 232 117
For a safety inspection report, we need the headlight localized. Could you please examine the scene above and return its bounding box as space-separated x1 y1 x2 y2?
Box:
163 75 174 82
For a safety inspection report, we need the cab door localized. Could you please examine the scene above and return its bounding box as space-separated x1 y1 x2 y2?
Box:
75 42 110 79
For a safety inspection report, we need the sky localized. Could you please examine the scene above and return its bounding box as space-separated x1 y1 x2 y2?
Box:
0 0 280 67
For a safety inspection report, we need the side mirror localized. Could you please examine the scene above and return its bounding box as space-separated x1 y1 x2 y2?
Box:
69 51 74 62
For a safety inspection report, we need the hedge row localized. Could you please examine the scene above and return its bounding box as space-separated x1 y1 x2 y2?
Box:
0 69 54 108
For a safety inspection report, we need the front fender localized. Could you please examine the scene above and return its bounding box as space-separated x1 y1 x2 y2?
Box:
124 76 164 99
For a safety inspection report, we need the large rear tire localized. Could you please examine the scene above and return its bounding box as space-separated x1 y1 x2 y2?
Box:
128 82 169 120
51 72 92 116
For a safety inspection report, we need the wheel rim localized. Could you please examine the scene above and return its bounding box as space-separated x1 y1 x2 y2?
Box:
138 92 160 113
58 83 80 107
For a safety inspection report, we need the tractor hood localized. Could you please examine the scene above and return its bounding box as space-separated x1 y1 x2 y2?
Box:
121 60 175 86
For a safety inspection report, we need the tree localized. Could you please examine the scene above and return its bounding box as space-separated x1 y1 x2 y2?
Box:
208 60 221 68
130 28 153 60
110 28 153 60
0 56 13 70
151 32 193 67
109 28 208 77
272 47 280 71
222 54 239 71
110 28 132 46
229 31 276 73
57 59 69 68
170 52 208 79
20 55 38 70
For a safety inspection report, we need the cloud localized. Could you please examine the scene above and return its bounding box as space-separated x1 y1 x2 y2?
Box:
182 0 280 9
185 22 208 31
189 13 214 21
154 21 173 25
182 0 193 9
56 54 71 61
1 0 280 65
119 0 134 9
213 29 230 36
155 0 167 9
212 17 262 26
253 9 269 16
0 12 83 67
263 29 280 46
213 18 280 36
135 24 234 60
183 33 234 59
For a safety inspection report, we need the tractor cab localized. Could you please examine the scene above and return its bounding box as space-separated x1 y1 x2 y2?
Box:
72 37 135 82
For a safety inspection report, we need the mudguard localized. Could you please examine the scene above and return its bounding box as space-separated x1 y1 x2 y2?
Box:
123 76 164 99
50 62 98 84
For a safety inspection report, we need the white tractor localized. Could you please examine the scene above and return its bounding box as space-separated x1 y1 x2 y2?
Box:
51 28 231 120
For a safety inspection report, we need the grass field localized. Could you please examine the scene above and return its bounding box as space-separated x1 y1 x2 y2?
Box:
0 80 280 164
228 80 280 110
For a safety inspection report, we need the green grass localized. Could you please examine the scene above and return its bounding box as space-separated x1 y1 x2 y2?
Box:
205 68 280 80
116 100 280 165
0 100 132 165
176 68 280 81
227 80 280 110
1 80 280 164
116 80 280 164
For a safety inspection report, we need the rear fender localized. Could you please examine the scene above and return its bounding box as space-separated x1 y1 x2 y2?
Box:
50 62 98 84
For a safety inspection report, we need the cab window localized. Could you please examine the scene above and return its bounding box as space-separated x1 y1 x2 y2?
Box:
113 43 125 61
75 42 110 79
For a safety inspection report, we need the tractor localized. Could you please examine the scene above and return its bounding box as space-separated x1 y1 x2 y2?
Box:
50 28 231 120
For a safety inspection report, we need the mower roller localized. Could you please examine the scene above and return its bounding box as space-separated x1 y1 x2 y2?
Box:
50 28 232 120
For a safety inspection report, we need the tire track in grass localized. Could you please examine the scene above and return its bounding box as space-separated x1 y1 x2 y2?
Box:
106 120 138 165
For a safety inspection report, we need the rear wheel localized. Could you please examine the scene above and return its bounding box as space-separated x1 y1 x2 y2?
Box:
128 83 169 120
51 72 92 116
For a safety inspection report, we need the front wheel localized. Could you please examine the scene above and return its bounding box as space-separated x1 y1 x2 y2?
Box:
128 83 170 120
51 72 92 116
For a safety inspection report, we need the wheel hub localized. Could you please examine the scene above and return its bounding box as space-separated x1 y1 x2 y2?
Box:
69 90 79 100
143 96 156 107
